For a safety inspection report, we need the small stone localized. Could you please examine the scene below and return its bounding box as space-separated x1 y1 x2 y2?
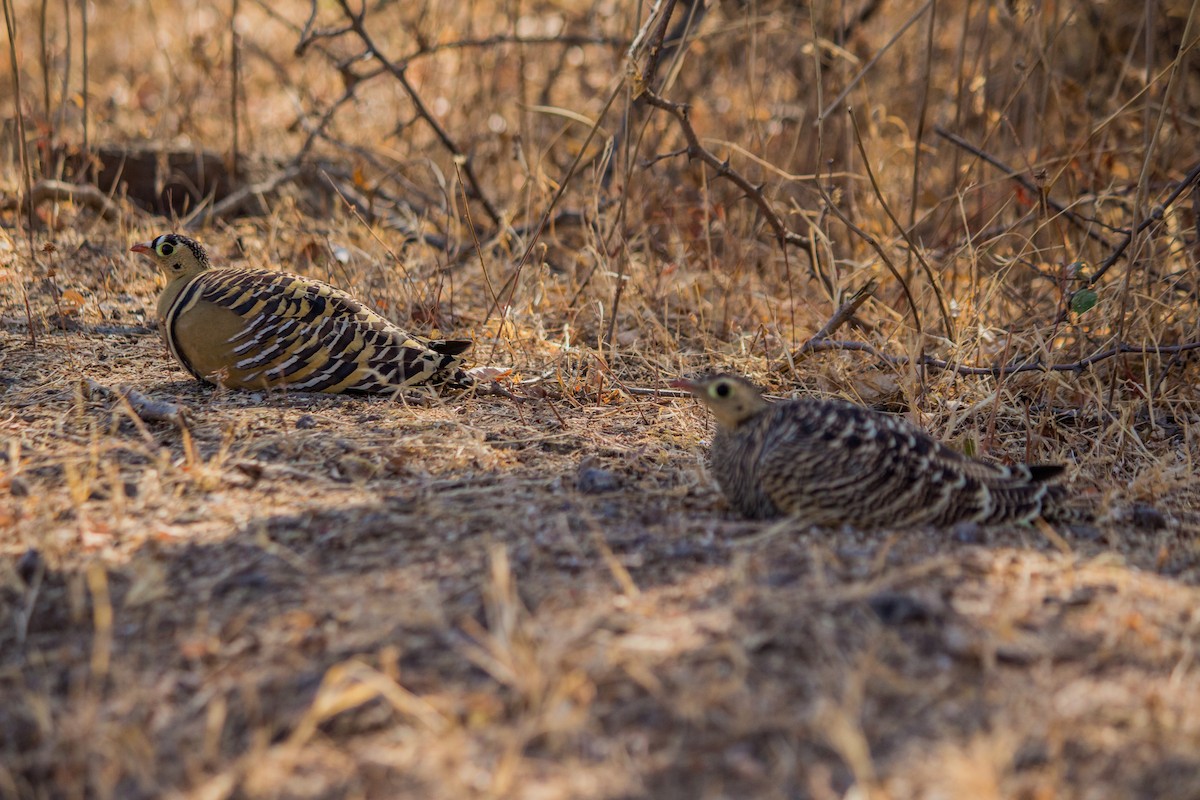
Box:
1129 503 1168 530
868 591 934 625
16 548 43 585
576 463 620 494
295 414 318 430
951 520 983 543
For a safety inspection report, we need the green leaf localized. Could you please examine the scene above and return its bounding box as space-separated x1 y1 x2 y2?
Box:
1070 288 1098 315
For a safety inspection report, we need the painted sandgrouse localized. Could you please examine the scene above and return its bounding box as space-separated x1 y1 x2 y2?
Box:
132 233 474 394
674 373 1080 528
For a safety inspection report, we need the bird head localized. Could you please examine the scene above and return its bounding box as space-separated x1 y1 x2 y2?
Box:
671 373 770 428
130 233 212 281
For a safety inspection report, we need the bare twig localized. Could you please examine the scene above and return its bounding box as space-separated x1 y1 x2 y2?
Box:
632 0 680 87
934 126 1117 249
0 178 122 220
482 76 625 325
601 0 684 353
817 1 932 123
849 110 953 340
640 89 811 256
795 278 877 355
331 0 502 226
230 0 242 183
814 176 924 337
2 0 37 344
1083 159 1200 287
183 166 303 229
79 0 89 172
800 338 1200 377
624 385 692 397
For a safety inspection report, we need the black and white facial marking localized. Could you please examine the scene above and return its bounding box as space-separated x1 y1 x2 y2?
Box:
151 233 211 274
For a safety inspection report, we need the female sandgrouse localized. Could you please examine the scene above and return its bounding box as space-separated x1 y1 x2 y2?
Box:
674 373 1077 528
132 233 474 394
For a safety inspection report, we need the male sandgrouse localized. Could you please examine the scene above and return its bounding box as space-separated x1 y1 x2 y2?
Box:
132 233 474 394
674 373 1078 528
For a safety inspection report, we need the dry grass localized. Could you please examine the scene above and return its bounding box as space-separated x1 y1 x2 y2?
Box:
3 0 1200 797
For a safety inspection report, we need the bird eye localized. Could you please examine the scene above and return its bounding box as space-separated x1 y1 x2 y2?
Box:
158 242 175 257
714 381 731 398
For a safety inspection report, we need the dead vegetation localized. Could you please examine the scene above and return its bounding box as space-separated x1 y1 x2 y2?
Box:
2 0 1200 797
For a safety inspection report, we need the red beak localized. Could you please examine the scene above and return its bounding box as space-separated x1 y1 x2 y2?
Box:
130 242 152 254
670 378 699 392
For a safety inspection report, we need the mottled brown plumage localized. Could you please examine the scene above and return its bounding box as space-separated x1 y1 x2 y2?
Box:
132 233 474 394
675 373 1080 528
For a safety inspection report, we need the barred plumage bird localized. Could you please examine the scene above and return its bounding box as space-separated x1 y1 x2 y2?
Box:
674 373 1080 528
131 233 475 394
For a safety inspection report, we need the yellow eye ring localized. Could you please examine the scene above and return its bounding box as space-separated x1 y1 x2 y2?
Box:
157 242 175 257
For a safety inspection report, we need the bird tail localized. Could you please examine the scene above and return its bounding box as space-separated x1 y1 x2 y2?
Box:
1025 464 1066 482
427 338 474 357
426 338 477 389
407 338 519 398
1039 483 1095 525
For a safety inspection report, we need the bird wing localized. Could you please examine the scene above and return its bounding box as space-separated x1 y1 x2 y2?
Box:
755 400 1054 527
167 268 470 392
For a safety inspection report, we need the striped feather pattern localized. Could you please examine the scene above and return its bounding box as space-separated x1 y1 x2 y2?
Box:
678 374 1081 528
134 233 472 394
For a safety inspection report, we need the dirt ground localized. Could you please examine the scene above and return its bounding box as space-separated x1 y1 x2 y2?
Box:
4 1 1200 798
3 237 1200 800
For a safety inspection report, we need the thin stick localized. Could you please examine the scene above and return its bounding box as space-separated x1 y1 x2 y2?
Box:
2 0 38 344
849 110 953 340
79 0 88 160
800 338 1200 376
1085 159 1200 287
934 125 1116 249
817 1 932 123
38 0 49 120
0 178 120 219
640 89 810 253
907 0 935 259
483 74 626 325
333 0 502 226
230 0 241 183
183 165 302 229
602 0 682 354
814 173 924 338
795 278 877 354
